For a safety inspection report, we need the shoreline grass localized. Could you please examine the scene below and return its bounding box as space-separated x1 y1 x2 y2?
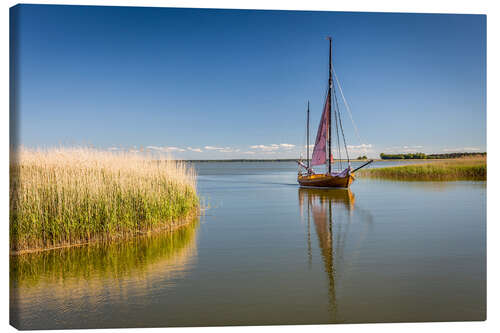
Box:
356 157 486 181
10 147 199 253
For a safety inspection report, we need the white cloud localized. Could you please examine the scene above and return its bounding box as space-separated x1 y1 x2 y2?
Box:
146 146 186 152
250 143 295 151
108 147 119 151
187 147 203 153
402 145 423 149
204 146 238 153
221 148 240 153
250 144 279 151
463 147 481 151
204 146 221 150
243 151 255 154
347 143 373 150
384 145 424 153
443 147 481 152
166 147 186 152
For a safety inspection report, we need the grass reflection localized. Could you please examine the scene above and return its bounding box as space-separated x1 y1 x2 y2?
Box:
11 217 199 289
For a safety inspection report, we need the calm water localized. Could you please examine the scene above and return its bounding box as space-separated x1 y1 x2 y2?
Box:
10 161 486 329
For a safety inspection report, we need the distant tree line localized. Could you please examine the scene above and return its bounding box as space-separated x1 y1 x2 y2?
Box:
380 153 426 159
380 152 486 160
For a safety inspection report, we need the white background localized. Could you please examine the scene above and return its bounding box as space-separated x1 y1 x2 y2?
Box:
1 1 498 332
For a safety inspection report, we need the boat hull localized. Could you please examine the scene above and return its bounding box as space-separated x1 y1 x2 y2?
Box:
298 173 355 188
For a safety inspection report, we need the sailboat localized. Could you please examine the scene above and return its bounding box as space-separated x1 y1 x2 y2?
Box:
298 37 372 188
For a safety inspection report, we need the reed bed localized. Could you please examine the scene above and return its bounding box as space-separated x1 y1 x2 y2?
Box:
356 157 486 181
10 147 199 253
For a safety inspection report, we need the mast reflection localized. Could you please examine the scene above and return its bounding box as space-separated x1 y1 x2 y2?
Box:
298 188 356 320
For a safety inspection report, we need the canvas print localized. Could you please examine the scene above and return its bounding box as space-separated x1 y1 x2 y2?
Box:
9 4 486 329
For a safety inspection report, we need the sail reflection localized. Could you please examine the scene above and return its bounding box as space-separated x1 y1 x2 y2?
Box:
298 188 356 320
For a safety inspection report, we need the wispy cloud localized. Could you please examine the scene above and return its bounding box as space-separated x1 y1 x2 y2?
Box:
221 148 240 153
384 145 424 153
204 146 239 153
347 143 373 150
346 144 374 157
187 147 203 153
146 146 186 152
204 146 221 150
250 144 279 151
166 147 186 152
250 143 295 151
443 147 481 152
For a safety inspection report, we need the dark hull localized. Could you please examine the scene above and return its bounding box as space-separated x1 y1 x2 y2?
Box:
298 173 354 188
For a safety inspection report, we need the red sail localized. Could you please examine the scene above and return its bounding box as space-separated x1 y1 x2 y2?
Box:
311 93 333 166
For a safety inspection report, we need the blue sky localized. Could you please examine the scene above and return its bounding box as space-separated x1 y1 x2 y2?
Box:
12 4 486 159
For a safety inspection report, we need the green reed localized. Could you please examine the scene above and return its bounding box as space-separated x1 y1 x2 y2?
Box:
356 157 486 181
10 147 199 252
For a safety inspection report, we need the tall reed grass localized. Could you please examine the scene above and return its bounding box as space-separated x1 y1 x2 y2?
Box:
10 147 199 253
356 157 486 181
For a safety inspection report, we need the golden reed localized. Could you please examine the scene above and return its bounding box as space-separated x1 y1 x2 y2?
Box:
10 147 199 253
357 156 486 181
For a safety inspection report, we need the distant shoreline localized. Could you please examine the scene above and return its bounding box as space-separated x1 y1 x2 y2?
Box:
172 152 486 163
176 159 455 163
180 159 355 163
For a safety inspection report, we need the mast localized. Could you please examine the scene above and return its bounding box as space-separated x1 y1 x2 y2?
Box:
307 101 310 169
328 37 332 174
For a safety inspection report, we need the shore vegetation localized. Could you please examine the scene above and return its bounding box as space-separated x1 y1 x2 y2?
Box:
10 147 199 253
356 156 486 181
379 152 486 160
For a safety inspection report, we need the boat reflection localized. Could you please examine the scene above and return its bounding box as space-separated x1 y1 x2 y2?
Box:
299 188 356 212
298 188 357 321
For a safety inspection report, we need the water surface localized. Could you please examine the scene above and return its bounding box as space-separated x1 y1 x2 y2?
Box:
10 161 486 329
